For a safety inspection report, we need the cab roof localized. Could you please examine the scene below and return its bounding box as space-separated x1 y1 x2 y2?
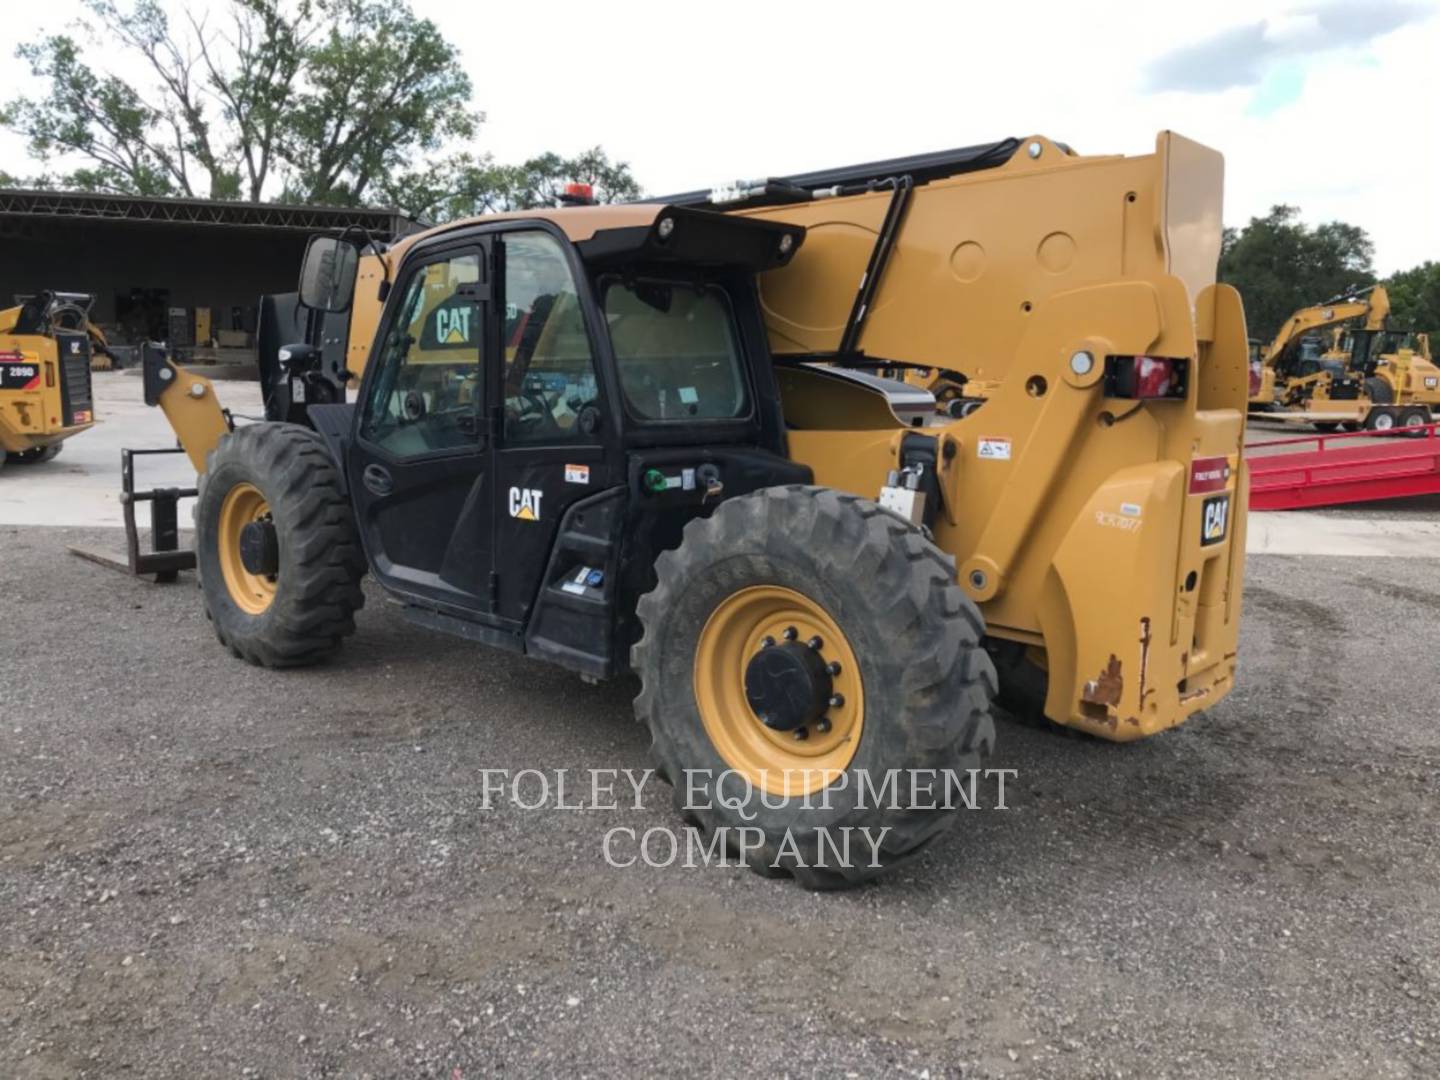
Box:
387 203 804 274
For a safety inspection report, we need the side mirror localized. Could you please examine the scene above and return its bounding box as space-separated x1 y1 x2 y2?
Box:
298 236 359 313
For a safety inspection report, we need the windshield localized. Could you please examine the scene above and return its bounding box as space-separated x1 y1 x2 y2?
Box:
602 279 748 422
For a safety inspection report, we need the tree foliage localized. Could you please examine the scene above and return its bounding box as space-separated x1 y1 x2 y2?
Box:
0 0 640 215
1219 205 1376 342
1384 261 1440 337
275 1 476 205
385 146 643 223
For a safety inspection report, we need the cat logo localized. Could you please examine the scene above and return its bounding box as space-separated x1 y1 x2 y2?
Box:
434 305 472 344
508 486 543 521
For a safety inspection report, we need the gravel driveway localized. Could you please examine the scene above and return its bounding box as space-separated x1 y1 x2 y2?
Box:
2 526 1437 1077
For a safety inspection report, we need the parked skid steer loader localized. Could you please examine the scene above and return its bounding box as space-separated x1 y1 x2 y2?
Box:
141 131 1250 887
0 291 100 470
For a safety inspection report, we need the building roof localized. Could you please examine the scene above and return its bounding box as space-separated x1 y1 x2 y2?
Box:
0 188 419 239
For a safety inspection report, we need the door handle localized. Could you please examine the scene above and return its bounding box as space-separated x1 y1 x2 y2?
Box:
362 463 393 496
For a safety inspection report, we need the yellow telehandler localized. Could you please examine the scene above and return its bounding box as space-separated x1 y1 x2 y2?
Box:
136 131 1249 887
0 291 101 470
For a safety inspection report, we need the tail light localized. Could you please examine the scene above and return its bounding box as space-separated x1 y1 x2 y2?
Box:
1104 355 1189 400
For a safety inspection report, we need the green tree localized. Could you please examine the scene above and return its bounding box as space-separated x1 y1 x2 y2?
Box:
384 146 642 222
0 0 476 203
275 0 476 205
1219 205 1376 341
1385 261 1440 337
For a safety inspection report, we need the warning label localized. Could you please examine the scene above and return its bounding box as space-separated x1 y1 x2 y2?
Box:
977 437 1011 461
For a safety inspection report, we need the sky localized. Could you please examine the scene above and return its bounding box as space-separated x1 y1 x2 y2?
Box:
0 0 1436 274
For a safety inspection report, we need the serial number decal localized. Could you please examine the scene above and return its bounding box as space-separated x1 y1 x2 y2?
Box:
1095 510 1142 533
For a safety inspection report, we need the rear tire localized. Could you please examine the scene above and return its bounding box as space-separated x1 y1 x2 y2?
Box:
1365 376 1395 405
632 485 997 889
5 443 62 465
195 422 366 667
1400 407 1431 436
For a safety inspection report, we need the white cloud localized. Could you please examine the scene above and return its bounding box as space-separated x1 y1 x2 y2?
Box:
0 0 1436 273
1262 12 1322 42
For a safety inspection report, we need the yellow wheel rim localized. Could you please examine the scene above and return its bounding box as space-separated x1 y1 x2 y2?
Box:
217 481 277 615
694 585 864 797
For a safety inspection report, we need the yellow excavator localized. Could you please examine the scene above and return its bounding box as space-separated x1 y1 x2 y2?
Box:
0 291 102 470
1249 286 1388 412
130 131 1249 887
1248 285 1436 431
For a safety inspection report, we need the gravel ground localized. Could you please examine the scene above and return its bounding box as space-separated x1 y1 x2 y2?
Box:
2 526 1439 1078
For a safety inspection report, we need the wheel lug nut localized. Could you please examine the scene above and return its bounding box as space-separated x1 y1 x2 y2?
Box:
782 626 798 641
807 635 823 651
760 635 775 648
793 726 809 741
815 717 832 734
826 661 842 676
828 694 845 709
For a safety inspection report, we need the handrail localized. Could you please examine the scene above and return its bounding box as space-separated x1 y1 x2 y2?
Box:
1248 420 1437 452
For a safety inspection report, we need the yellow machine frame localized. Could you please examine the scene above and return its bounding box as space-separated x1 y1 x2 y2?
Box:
0 297 98 459
154 132 1248 740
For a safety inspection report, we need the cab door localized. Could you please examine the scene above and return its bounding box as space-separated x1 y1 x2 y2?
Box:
347 239 501 621
489 227 615 624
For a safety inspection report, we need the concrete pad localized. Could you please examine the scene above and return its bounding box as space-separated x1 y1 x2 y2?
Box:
0 370 263 527
1247 511 1440 557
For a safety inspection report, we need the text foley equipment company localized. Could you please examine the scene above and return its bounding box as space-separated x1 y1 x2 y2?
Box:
478 767 1019 871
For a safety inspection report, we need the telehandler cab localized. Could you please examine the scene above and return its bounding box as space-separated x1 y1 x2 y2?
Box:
140 131 1250 887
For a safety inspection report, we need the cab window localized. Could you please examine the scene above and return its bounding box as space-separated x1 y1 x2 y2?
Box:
603 279 748 422
360 251 482 456
502 231 600 443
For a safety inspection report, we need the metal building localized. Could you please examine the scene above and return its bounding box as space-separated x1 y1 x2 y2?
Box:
0 189 414 357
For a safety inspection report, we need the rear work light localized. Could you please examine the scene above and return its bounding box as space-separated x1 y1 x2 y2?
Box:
1104 355 1189 400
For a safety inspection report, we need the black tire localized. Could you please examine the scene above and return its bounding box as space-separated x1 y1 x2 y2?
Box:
1365 408 1398 432
195 422 365 667
1313 422 1341 433
985 638 1054 726
1365 376 1395 405
1400 407 1431 436
632 485 997 890
6 443 62 465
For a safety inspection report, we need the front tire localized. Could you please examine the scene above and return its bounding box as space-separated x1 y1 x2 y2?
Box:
195 423 365 667
632 485 997 889
1365 408 1397 432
